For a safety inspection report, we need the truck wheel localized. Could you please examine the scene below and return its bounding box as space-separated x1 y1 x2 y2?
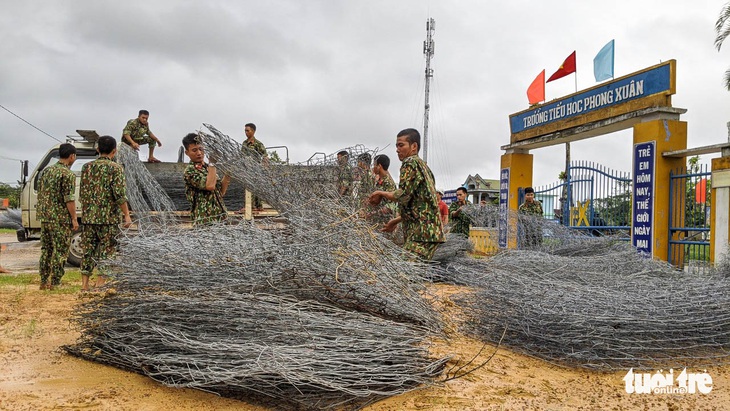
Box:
16 228 27 242
67 231 83 267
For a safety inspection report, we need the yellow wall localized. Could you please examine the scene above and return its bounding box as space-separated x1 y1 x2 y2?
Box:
500 152 533 248
469 228 499 255
710 157 730 263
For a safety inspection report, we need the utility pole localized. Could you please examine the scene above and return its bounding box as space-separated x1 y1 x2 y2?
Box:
422 18 435 163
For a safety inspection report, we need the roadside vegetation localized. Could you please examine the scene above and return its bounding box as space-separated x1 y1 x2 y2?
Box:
0 269 82 294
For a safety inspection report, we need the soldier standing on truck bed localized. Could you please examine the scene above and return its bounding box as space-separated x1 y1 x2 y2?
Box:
122 109 163 163
37 143 78 290
235 123 267 214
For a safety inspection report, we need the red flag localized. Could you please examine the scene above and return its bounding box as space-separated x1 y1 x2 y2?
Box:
547 51 576 83
527 69 545 104
696 178 707 203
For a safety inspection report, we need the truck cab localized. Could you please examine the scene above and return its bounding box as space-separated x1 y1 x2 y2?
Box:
18 130 100 266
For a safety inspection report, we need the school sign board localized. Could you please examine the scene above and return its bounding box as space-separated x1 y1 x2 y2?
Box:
509 60 676 142
632 141 655 256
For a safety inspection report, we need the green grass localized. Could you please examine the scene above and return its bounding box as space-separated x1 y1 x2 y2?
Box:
24 319 39 337
0 272 35 286
0 228 16 234
685 244 710 262
0 269 83 293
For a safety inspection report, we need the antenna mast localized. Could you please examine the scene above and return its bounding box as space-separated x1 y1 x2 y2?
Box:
422 18 435 163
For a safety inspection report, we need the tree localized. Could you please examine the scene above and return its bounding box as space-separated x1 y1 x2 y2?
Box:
0 183 21 208
684 156 710 229
591 180 632 227
715 3 730 90
268 150 287 165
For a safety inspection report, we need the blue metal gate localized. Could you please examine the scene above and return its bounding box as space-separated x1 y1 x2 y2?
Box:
533 161 632 237
668 164 711 272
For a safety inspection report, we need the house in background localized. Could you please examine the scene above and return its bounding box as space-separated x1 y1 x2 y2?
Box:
463 174 499 205
442 174 500 206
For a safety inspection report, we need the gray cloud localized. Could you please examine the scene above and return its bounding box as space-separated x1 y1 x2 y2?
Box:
1 0 729 191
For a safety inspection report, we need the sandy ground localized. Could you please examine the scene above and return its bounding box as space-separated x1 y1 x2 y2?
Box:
1 233 729 410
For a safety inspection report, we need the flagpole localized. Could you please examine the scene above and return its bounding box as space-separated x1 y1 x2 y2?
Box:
567 65 576 201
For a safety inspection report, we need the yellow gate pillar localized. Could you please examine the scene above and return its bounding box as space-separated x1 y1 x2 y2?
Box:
632 119 687 262
710 156 730 264
499 149 533 249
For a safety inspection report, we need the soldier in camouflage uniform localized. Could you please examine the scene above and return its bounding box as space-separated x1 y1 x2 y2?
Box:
235 123 267 213
336 150 353 197
122 109 163 163
373 155 396 193
37 143 78 290
363 154 396 223
80 136 133 291
183 133 231 225
448 187 472 236
242 123 267 158
353 153 376 201
518 187 544 247
368 128 445 260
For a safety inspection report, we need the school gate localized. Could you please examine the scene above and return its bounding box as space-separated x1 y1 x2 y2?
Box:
531 161 632 237
500 60 727 266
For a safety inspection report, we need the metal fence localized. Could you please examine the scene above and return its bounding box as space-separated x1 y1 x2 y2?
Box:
532 161 632 238
669 164 711 273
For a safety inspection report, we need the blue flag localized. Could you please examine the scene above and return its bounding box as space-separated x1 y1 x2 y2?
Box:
593 39 614 82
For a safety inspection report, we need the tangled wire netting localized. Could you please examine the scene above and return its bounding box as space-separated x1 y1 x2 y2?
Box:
459 202 611 253
65 127 451 410
69 290 447 409
65 123 730 410
0 208 22 230
443 204 730 370
439 237 730 370
116 144 178 231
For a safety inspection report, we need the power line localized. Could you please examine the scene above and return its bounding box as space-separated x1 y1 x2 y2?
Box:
0 103 62 143
0 155 23 162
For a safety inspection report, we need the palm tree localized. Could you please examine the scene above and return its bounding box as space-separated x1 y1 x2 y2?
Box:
716 3 730 90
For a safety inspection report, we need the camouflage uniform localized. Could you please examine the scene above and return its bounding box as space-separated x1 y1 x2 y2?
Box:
378 173 397 193
37 162 76 286
518 200 544 247
518 200 543 216
337 163 354 197
184 162 227 225
353 167 376 200
242 138 266 209
80 157 128 276
377 173 397 213
365 173 397 224
393 155 445 259
242 137 267 157
122 118 157 148
448 201 472 236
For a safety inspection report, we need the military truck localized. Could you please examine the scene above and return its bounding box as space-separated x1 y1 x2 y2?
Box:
18 130 254 266
18 131 102 265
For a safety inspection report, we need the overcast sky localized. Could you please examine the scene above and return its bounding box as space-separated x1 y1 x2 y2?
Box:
2 0 729 191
